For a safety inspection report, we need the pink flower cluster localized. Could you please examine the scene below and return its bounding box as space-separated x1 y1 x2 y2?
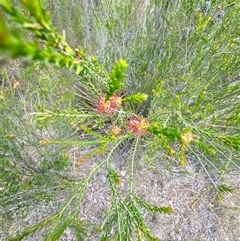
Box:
95 93 122 115
127 115 149 136
96 93 149 137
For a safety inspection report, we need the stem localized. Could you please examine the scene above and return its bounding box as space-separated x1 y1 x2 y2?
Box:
189 146 217 187
32 112 98 118
130 137 140 194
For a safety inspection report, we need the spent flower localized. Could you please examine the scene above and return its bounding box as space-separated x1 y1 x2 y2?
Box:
180 131 199 147
13 81 20 89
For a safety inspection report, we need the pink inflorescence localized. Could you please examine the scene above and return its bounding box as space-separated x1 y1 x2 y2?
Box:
111 125 121 136
95 93 122 115
127 115 149 136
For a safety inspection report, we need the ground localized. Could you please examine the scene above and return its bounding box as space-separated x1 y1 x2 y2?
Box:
6 146 239 241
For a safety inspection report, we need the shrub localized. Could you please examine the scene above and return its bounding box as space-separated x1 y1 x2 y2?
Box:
0 0 239 240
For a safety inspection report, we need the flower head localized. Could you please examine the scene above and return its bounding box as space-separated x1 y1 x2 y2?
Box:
95 93 122 115
13 81 20 89
111 125 121 136
127 115 149 136
95 95 113 115
109 93 122 108
180 131 199 146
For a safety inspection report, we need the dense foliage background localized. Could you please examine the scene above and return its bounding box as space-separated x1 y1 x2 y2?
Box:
0 0 239 240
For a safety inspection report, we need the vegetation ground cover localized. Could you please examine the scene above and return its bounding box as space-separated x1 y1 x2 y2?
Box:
0 0 240 240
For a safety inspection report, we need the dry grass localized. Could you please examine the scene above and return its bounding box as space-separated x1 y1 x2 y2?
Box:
3 145 239 241
1 0 240 240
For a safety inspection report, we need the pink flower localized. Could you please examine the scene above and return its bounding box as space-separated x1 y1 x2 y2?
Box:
95 96 112 115
109 93 122 109
111 125 121 136
127 115 149 136
95 93 122 115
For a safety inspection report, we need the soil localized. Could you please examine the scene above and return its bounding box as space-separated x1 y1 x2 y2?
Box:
6 146 239 241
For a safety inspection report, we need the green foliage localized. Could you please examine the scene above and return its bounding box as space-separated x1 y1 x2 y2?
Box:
100 167 171 241
217 184 235 201
134 197 173 214
0 0 240 240
123 93 148 104
100 196 162 241
218 135 240 151
107 59 128 98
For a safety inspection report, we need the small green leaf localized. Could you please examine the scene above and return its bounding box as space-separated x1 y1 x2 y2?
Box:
149 123 181 141
0 0 12 14
217 184 234 201
123 93 148 103
107 59 128 97
134 196 173 214
76 65 82 75
218 135 240 151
